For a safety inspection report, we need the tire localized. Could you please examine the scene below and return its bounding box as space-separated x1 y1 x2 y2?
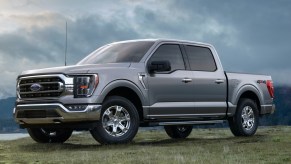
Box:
164 125 193 139
27 128 73 143
228 98 259 136
90 96 139 144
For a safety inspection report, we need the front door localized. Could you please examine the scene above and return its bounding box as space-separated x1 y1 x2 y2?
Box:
147 44 196 119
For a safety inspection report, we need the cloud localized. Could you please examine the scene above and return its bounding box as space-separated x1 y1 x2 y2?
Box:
1 0 291 97
0 11 143 97
169 1 291 76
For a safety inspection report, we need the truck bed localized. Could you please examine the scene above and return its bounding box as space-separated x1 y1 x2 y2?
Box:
226 72 274 115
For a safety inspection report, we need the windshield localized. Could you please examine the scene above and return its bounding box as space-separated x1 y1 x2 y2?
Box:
77 41 155 65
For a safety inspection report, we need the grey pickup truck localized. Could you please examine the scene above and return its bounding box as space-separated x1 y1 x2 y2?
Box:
14 39 275 144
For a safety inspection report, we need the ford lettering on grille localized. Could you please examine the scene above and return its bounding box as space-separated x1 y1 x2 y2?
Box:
30 83 42 92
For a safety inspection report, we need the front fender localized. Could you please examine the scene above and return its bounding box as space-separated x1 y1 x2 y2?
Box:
97 79 147 105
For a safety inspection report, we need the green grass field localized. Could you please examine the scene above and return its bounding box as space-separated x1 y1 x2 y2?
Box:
1 126 291 164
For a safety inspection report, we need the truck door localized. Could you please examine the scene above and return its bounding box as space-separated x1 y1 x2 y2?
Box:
147 44 196 119
183 44 227 118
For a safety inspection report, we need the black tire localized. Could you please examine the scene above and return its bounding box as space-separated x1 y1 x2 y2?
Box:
164 125 193 139
228 98 259 136
27 128 73 143
90 96 139 144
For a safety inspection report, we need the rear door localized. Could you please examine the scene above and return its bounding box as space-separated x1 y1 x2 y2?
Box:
183 44 227 117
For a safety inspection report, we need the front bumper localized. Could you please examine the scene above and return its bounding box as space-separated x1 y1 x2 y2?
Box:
14 103 102 125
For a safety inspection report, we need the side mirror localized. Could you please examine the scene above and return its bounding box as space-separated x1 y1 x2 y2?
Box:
148 60 171 73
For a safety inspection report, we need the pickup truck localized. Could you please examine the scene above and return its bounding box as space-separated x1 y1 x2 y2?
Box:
14 39 275 144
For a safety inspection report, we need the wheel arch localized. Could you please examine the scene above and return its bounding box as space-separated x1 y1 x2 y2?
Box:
98 80 146 120
238 91 261 112
234 85 263 114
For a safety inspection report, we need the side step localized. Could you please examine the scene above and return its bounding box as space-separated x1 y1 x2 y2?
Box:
158 120 224 126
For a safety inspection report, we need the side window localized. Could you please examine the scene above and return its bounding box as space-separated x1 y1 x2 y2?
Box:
149 44 185 72
185 45 217 71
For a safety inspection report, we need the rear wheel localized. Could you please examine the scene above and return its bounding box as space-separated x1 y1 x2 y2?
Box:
90 96 139 144
228 98 259 136
164 125 193 139
27 128 73 143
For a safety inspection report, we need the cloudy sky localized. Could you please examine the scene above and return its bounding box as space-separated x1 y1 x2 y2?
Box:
0 0 291 98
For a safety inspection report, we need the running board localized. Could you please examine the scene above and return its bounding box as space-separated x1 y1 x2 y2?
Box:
158 120 224 126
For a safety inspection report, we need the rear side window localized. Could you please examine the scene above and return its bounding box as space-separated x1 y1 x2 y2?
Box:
185 45 217 71
149 44 185 72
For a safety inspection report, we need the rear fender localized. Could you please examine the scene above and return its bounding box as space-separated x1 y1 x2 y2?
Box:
228 84 263 116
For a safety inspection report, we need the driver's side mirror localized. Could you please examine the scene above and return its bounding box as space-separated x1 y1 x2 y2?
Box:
148 60 171 73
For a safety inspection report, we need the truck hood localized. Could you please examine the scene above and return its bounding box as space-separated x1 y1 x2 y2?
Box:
20 63 131 76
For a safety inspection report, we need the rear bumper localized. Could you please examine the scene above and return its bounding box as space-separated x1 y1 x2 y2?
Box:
260 104 276 115
14 103 102 125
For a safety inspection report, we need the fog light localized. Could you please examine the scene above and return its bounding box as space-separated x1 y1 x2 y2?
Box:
66 105 88 111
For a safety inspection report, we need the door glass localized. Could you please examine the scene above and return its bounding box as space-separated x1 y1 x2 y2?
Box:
149 44 185 72
185 45 217 71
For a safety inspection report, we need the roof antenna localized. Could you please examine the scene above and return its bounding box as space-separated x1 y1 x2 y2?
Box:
65 21 67 66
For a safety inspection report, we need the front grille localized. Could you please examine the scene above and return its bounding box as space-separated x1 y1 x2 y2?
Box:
19 77 63 84
18 76 64 99
17 110 61 118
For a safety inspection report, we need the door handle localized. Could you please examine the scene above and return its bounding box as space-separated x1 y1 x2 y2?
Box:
215 79 224 84
182 78 192 83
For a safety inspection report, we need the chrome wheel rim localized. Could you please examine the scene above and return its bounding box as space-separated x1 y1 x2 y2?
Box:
41 128 57 137
177 126 187 132
102 105 131 137
241 106 255 131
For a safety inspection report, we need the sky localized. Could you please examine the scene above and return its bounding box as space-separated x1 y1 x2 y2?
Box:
0 0 291 98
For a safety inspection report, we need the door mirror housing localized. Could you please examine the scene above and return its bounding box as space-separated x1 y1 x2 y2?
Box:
148 60 171 73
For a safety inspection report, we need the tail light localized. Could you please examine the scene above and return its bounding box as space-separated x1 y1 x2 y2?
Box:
74 74 99 98
266 80 274 98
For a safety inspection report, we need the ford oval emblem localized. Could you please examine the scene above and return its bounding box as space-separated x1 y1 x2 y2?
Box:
30 83 42 92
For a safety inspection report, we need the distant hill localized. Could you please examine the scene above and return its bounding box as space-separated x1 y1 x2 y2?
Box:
0 97 15 119
0 88 14 99
0 86 290 132
0 97 20 133
260 86 291 125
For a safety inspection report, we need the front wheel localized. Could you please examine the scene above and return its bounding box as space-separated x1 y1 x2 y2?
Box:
164 125 193 139
90 96 139 144
27 128 73 143
228 98 259 136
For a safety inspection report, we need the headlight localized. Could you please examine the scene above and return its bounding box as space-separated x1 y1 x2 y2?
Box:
73 74 99 98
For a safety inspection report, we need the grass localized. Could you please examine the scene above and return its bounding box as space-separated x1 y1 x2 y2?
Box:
0 126 291 164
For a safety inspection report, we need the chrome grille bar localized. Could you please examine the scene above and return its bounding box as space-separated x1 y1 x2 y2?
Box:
17 74 68 99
